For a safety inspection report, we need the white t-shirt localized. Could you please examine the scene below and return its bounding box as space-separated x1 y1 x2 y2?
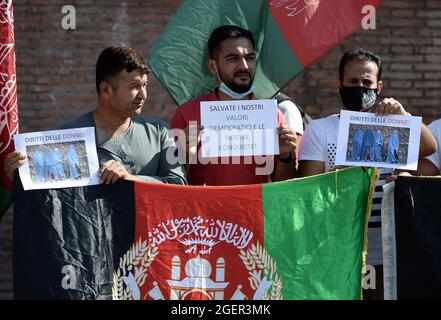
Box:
299 114 388 266
299 114 339 172
426 118 441 171
277 100 304 135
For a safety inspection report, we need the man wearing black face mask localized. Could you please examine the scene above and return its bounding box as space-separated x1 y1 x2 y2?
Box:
298 48 435 176
298 48 436 300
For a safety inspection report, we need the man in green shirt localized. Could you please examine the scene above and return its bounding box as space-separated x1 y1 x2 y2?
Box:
4 46 186 185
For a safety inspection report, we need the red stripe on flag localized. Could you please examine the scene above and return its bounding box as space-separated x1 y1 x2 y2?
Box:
134 182 263 300
269 0 383 68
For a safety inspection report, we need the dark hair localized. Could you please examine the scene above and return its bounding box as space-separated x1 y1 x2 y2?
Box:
96 46 150 94
339 48 382 82
208 25 255 59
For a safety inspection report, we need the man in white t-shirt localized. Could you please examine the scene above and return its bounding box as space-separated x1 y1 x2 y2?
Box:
298 48 437 299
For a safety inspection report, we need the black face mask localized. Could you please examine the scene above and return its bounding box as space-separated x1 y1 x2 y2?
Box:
339 86 379 112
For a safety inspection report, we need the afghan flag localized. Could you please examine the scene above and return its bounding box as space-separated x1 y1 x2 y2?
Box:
0 0 18 220
14 167 376 300
149 0 384 105
382 177 441 300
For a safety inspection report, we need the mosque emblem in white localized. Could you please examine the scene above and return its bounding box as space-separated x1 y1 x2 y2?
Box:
112 217 283 300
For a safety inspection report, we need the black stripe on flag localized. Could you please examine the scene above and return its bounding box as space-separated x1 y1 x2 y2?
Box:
394 176 441 299
368 221 382 228
13 173 136 299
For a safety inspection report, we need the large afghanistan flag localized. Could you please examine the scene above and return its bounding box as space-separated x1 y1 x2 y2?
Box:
0 0 18 220
149 0 384 105
14 167 376 300
382 177 441 300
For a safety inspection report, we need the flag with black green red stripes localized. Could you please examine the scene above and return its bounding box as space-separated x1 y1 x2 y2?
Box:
14 168 375 300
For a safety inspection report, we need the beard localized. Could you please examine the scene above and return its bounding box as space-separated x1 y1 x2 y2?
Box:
220 70 255 93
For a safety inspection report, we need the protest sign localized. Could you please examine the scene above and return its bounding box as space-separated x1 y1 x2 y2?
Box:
14 127 100 190
336 110 421 170
200 99 279 158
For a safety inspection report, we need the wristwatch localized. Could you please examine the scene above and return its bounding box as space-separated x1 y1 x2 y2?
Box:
278 153 293 164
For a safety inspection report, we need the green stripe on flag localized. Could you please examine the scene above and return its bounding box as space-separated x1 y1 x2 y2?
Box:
0 184 12 221
262 167 376 299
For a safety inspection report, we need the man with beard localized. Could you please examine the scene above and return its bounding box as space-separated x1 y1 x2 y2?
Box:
5 46 186 186
298 48 436 299
170 25 297 186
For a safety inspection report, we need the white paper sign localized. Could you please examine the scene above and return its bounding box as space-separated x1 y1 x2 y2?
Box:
14 127 100 190
336 110 422 170
200 99 279 157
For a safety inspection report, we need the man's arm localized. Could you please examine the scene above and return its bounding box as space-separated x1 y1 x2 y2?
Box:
271 157 297 182
296 118 327 177
413 158 439 176
298 160 325 177
413 121 440 176
85 156 187 185
415 119 441 175
375 98 437 157
390 158 438 182
99 121 187 185
419 123 437 158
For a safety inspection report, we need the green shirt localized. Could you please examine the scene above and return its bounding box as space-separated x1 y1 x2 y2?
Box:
59 112 186 185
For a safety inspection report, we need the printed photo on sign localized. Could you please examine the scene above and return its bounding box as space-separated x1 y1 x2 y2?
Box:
14 127 100 190
26 142 89 183
336 110 421 170
345 124 409 165
200 99 279 158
